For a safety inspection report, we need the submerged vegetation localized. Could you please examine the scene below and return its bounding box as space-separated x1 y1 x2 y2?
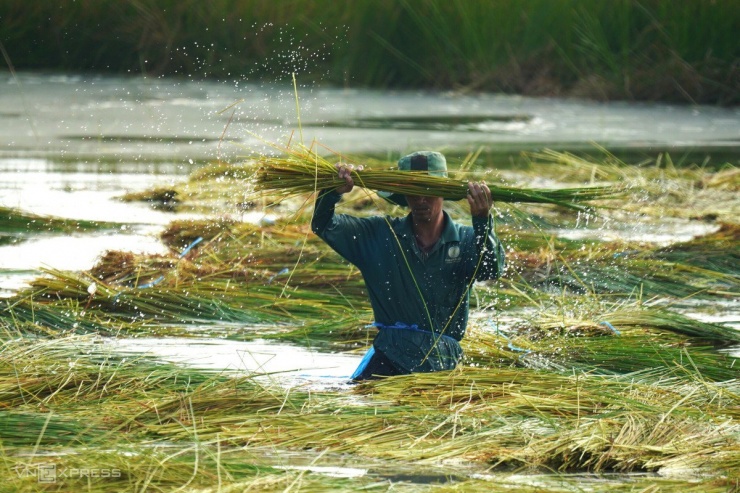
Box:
0 0 737 104
1 147 738 491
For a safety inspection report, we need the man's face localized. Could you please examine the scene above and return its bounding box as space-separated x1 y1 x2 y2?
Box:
405 195 444 224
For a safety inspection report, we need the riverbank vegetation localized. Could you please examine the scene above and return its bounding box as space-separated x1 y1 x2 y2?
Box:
1 148 738 490
1 0 737 105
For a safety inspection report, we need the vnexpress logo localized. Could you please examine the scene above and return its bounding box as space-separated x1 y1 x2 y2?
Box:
37 464 57 484
14 463 121 483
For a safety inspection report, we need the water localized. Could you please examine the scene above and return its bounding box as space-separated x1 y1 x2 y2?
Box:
3 72 738 161
1 71 738 360
108 336 359 389
1 72 737 492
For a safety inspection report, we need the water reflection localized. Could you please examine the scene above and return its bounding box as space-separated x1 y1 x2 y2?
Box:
108 337 359 389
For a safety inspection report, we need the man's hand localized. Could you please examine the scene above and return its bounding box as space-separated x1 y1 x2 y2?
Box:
467 181 493 218
335 163 360 195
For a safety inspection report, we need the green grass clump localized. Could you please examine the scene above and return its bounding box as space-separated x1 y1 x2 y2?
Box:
1 0 736 104
1 206 121 245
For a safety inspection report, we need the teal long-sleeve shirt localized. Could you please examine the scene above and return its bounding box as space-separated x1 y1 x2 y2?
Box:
311 190 505 343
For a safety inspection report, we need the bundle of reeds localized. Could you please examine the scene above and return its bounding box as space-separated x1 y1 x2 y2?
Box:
248 150 624 211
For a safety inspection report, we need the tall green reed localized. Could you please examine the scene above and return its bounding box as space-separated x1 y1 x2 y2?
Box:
0 0 735 103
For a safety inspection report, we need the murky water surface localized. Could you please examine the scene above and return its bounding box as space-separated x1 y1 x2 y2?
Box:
3 72 739 160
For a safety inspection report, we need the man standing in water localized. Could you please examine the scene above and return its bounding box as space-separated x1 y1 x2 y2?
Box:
311 151 505 380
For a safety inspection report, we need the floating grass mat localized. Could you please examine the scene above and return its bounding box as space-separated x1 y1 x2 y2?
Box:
247 148 624 211
462 294 740 380
0 206 121 247
3 447 388 493
158 219 367 293
565 260 736 299
499 224 739 300
0 411 99 447
553 334 739 382
118 185 180 211
159 218 323 255
655 222 739 276
1 336 737 489
0 302 143 337
526 150 740 223
144 368 740 476
350 368 740 474
83 219 368 300
484 296 740 345
3 446 735 493
1 266 365 335
463 327 739 382
0 206 120 234
542 305 740 344
355 366 740 423
0 336 224 409
119 164 261 215
507 256 739 300
0 338 355 493
0 210 372 336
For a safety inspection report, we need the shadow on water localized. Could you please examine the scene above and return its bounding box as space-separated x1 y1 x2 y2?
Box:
314 114 533 132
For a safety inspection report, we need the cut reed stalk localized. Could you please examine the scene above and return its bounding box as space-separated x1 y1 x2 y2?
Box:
248 150 624 211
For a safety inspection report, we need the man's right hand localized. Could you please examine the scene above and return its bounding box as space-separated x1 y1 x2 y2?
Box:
335 163 358 194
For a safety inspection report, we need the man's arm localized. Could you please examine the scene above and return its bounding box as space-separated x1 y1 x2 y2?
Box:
311 164 378 268
311 189 343 237
472 214 505 280
311 163 355 237
467 181 505 281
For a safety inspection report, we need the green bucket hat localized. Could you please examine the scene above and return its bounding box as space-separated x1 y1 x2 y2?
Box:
378 151 448 207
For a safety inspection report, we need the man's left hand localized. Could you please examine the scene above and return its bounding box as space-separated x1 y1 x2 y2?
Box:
467 181 492 218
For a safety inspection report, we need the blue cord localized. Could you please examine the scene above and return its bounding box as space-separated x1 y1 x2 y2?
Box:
599 321 621 336
135 236 203 289
179 236 203 258
136 275 165 289
489 319 531 356
268 267 290 283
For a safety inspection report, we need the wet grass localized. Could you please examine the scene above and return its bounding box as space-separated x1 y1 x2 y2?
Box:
1 150 739 490
0 335 737 491
8 150 740 339
1 206 122 245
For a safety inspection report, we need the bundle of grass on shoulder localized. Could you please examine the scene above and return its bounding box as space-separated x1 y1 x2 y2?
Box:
248 148 624 211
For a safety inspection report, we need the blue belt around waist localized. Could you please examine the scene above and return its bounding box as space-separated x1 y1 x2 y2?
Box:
351 322 462 379
369 321 458 343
